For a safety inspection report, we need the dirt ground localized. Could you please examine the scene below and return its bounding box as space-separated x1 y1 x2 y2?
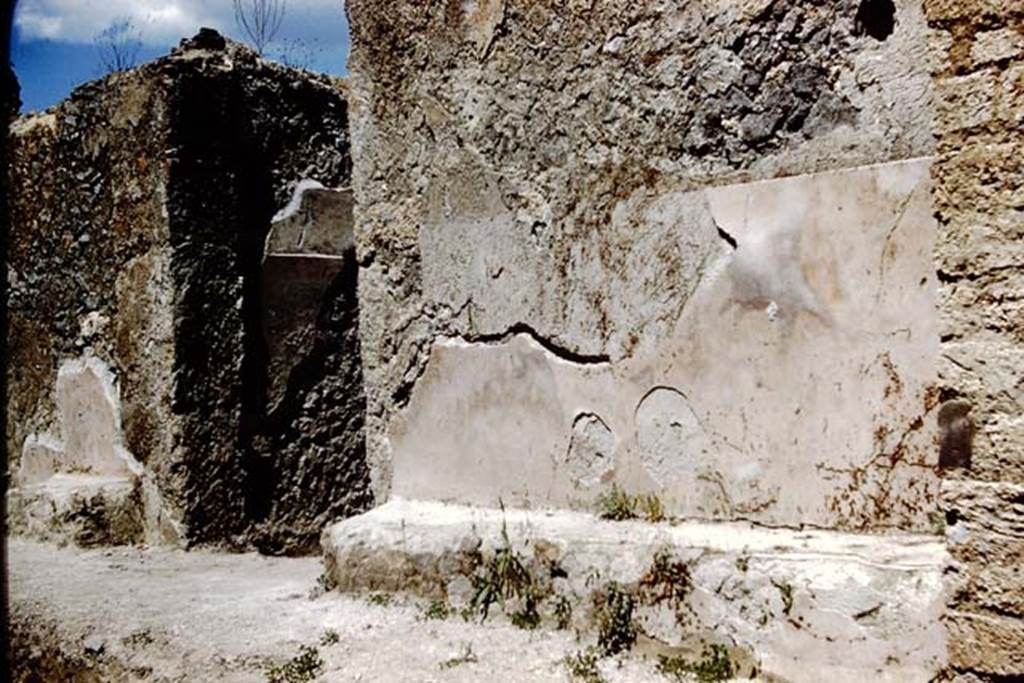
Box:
7 538 666 682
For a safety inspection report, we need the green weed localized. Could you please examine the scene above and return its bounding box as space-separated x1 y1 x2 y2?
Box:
439 642 478 669
565 648 607 683
656 643 735 682
596 484 638 521
639 550 692 608
265 645 323 683
597 486 668 523
366 592 392 607
553 594 574 630
637 493 666 522
467 520 535 623
421 598 451 620
595 583 637 656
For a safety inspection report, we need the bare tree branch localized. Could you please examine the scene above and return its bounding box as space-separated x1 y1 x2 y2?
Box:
95 19 142 75
233 0 287 56
273 37 324 71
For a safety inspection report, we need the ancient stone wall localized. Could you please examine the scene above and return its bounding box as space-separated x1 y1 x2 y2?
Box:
346 0 943 529
7 65 176 542
6 31 368 552
923 0 1024 678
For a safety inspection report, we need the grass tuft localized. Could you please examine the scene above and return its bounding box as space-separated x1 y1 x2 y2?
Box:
596 484 638 521
597 486 667 523
595 583 637 656
637 493 666 522
366 591 392 606
564 648 607 683
439 642 478 670
467 517 540 628
639 550 692 608
265 645 323 683
421 598 452 620
656 643 735 682
553 594 574 630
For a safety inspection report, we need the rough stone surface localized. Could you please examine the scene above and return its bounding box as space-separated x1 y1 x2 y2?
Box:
5 32 365 550
924 0 1024 678
323 500 948 682
388 160 941 530
250 184 371 555
7 475 143 547
346 0 938 508
942 480 1024 644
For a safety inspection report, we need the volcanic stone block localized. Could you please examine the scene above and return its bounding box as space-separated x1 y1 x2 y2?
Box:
924 0 1024 676
323 499 949 681
7 475 142 548
247 183 371 554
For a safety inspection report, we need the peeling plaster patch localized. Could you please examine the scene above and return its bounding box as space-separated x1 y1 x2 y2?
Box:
382 160 939 530
566 413 616 488
719 200 829 324
390 333 568 505
390 332 619 507
271 178 325 223
18 356 142 486
565 187 720 361
265 183 354 257
636 387 710 484
451 323 611 365
17 434 63 486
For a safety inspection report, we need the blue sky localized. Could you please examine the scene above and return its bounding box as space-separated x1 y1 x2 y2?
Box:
12 1 351 113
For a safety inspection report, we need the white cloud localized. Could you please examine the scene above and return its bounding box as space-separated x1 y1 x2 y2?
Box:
15 0 348 48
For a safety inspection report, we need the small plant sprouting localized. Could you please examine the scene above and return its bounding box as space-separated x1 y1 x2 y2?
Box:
265 645 323 683
308 571 336 598
422 598 452 620
656 643 735 682
439 642 478 670
928 511 947 535
564 648 607 683
637 493 666 522
597 486 668 523
772 579 794 616
319 629 340 646
595 583 637 656
553 594 574 630
366 591 392 607
639 550 692 608
597 484 638 521
467 516 535 623
510 591 543 630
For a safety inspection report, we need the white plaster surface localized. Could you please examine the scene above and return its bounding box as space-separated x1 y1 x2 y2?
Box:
323 499 949 683
18 355 141 486
389 159 940 530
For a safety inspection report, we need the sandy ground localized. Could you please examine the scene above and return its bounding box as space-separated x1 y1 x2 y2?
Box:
7 538 664 682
